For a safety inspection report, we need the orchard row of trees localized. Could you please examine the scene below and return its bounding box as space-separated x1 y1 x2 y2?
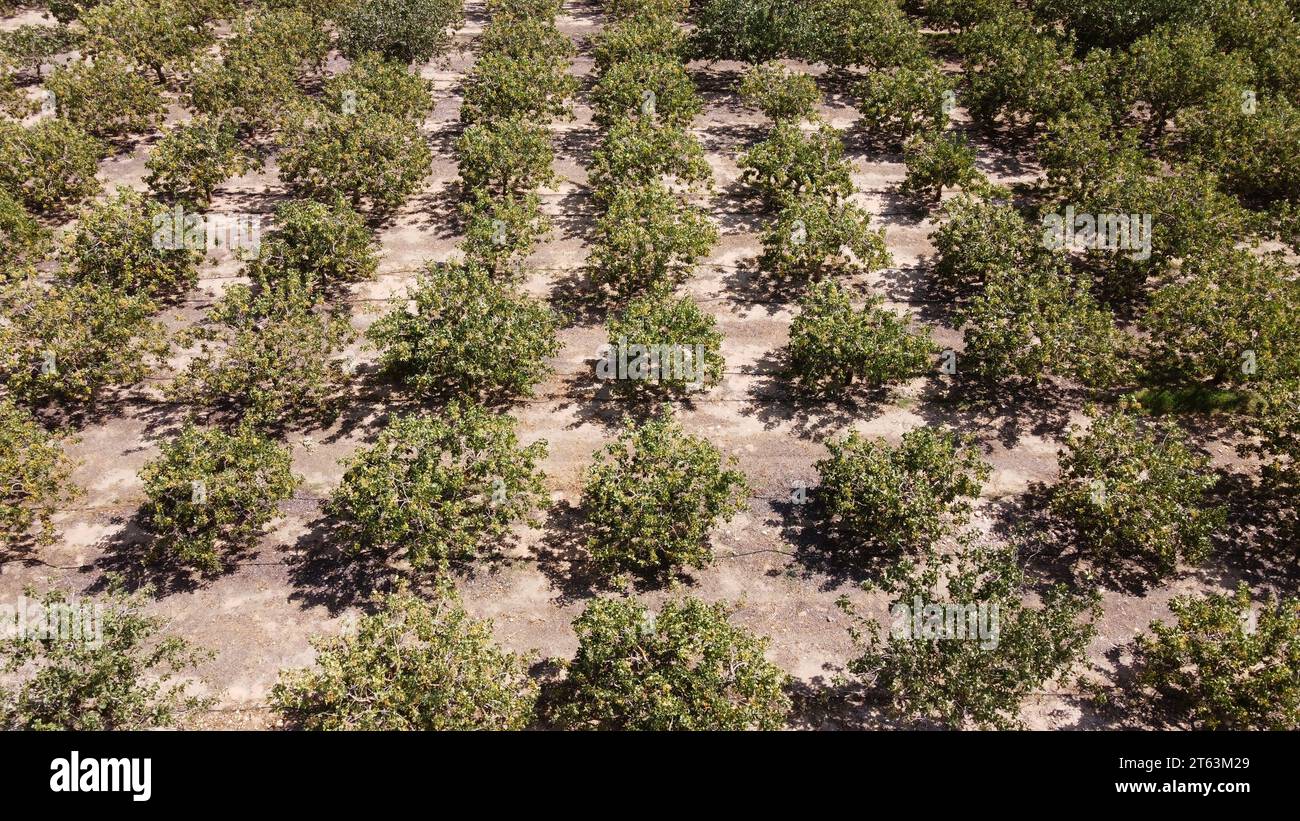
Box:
3 0 1298 730
584 0 726 397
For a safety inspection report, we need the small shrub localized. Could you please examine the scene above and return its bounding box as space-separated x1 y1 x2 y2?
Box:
591 55 702 128
900 130 986 203
552 595 791 730
581 407 748 574
854 63 953 147
139 422 300 572
0 400 79 548
0 119 104 214
79 0 225 83
592 14 686 74
588 181 717 296
321 52 434 122
739 120 854 209
603 292 725 395
1144 248 1300 388
272 584 538 730
1134 584 1300 730
167 287 355 431
816 426 990 555
930 195 1037 294
456 115 556 198
1051 407 1225 582
145 116 250 208
0 586 212 730
589 116 711 194
187 10 328 130
367 261 561 399
246 198 379 293
459 189 551 274
959 262 1129 388
458 51 575 124
43 55 164 138
0 281 166 408
788 279 935 393
324 403 549 570
337 0 463 64
758 194 891 279
278 107 432 215
0 190 50 280
738 61 821 122
65 187 201 298
840 542 1101 729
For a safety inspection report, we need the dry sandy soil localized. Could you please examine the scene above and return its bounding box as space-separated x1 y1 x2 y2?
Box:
1 1 1289 729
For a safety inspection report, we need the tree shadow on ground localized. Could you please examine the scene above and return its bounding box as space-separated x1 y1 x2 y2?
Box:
85 512 241 599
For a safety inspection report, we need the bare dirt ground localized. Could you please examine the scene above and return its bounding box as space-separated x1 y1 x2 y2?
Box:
1 1 1287 729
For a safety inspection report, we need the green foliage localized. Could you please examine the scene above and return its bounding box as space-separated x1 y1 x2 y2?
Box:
841 542 1101 729
930 194 1037 294
591 55 702 128
590 117 712 194
739 120 854 209
456 115 556 198
689 0 803 64
738 61 820 122
48 0 104 23
139 422 300 572
188 10 328 130
79 0 226 82
1123 24 1253 132
479 7 573 62
272 585 539 729
0 190 49 281
0 281 166 409
167 287 355 431
799 0 928 70
552 595 791 730
323 403 549 570
1052 407 1225 581
788 279 935 393
338 0 463 64
900 130 986 203
593 14 686 75
959 262 1130 388
0 586 212 730
458 51 576 125
0 400 78 548
1144 249 1300 388
605 0 688 19
854 63 953 147
603 293 725 396
43 55 163 138
368 261 560 399
589 181 717 296
278 107 432 215
1172 90 1300 205
65 187 201 298
321 52 434 122
0 24 81 79
581 407 748 574
247 198 379 293
459 189 551 274
758 194 891 279
146 116 250 208
816 427 989 555
1135 584 1300 729
957 11 1101 129
0 119 104 215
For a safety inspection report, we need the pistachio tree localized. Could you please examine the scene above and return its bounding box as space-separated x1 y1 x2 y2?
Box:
323 403 549 570
551 595 791 730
